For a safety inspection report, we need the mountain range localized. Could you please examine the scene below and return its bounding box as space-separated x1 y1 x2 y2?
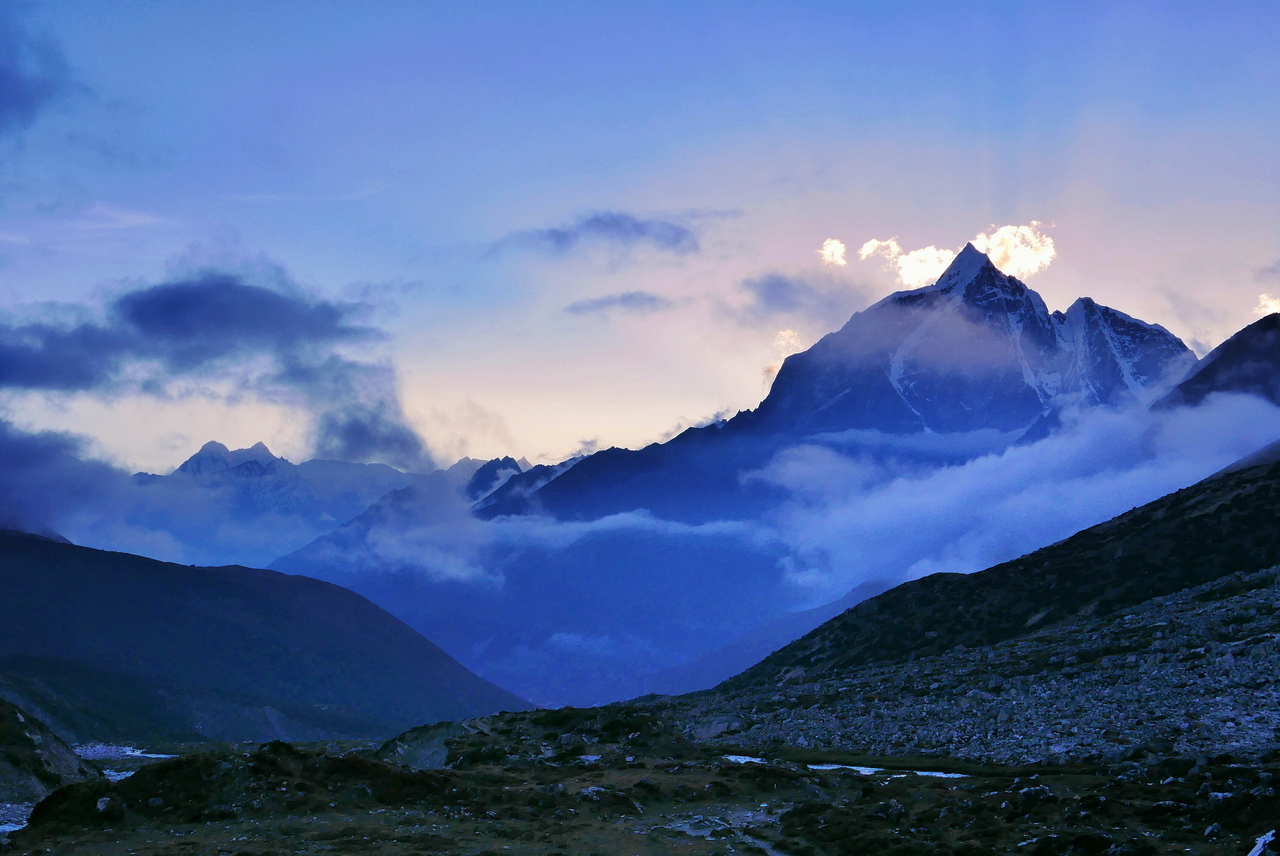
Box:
270 246 1257 706
477 244 1194 522
0 237 1272 757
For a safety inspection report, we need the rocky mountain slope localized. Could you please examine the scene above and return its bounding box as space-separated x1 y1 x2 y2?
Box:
0 532 527 743
726 439 1280 690
675 563 1280 766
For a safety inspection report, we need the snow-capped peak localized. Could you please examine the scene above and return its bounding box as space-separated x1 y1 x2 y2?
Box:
177 441 279 475
928 243 991 294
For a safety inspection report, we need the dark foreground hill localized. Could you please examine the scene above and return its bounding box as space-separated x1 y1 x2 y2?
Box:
728 439 1280 690
0 532 527 743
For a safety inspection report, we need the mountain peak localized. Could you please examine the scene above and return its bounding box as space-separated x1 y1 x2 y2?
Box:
178 440 278 475
929 242 993 293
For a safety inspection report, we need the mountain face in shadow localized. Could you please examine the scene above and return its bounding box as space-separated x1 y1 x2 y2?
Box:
1156 312 1280 409
0 532 528 743
727 440 1280 691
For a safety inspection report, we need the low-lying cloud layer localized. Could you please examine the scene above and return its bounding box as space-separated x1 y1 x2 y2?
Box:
751 393 1280 604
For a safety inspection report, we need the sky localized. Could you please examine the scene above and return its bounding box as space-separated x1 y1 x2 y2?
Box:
0 1 1276 472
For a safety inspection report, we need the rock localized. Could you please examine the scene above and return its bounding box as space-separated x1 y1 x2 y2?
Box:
373 721 466 771
0 698 101 804
689 716 746 741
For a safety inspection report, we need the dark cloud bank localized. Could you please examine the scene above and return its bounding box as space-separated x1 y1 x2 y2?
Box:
0 274 430 471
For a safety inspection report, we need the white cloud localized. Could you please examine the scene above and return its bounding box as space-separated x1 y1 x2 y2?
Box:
818 238 847 266
749 393 1280 604
859 238 956 288
858 222 1056 288
1254 293 1280 317
971 221 1056 279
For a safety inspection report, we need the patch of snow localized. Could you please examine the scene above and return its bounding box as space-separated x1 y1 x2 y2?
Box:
104 769 135 782
915 771 967 778
724 754 766 764
807 763 883 774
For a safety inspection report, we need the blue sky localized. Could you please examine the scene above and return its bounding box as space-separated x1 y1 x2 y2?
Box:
0 1 1276 470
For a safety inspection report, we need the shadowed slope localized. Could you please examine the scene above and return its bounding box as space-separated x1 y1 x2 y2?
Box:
0 533 528 741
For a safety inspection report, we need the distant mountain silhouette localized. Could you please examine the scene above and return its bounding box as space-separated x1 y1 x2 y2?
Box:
0 533 528 743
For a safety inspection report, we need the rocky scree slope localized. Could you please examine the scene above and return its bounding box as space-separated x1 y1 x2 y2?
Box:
673 563 1280 766
728 444 1280 690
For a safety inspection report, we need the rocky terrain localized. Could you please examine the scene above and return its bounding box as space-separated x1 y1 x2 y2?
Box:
7 708 1280 855
670 565 1280 766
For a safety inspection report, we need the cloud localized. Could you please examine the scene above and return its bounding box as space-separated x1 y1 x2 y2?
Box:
971 222 1056 279
817 238 847 266
495 211 699 256
748 394 1280 604
0 420 121 535
1254 262 1279 283
1255 294 1280 317
859 222 1056 288
0 273 432 470
564 290 674 315
0 9 72 136
739 273 865 323
859 238 956 289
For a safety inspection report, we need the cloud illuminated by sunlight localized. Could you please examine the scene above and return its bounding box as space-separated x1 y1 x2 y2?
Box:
971 221 1056 279
859 238 956 288
817 238 847 266
1254 293 1280 317
859 222 1056 288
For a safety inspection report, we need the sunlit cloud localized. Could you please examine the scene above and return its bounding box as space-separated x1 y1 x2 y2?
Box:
763 328 804 387
817 238 847 266
859 238 956 289
1255 293 1280 317
859 222 1056 288
971 221 1056 279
